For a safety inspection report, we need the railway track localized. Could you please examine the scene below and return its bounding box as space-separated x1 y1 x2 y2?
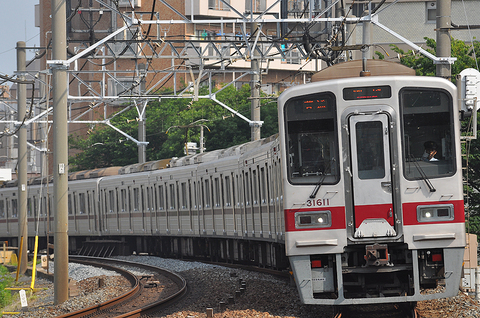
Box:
55 256 187 318
333 303 418 318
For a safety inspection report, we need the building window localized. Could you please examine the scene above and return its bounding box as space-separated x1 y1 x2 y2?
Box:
245 0 266 13
426 2 436 23
351 2 377 17
209 0 230 10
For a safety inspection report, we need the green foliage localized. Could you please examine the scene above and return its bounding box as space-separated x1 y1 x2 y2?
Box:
390 37 480 79
0 265 13 308
69 84 279 171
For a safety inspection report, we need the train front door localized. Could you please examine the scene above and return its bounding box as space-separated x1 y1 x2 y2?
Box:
348 113 395 238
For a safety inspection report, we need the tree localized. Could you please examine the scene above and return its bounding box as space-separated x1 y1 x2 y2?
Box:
390 37 480 79
69 84 279 171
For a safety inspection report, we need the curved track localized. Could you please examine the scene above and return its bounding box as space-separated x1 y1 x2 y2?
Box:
55 256 187 318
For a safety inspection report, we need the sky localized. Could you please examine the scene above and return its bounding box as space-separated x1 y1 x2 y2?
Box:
0 0 40 78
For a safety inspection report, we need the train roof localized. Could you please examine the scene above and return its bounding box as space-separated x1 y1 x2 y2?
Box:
311 60 415 82
4 135 279 188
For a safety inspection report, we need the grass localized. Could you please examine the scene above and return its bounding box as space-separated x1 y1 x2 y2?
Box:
0 265 14 314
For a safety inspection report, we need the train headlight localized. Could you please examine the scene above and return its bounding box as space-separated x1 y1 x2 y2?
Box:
295 211 332 229
417 204 454 222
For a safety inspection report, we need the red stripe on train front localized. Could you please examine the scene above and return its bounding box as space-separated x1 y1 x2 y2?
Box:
402 200 465 225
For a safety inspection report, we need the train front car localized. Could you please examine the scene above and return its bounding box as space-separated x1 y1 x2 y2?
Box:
278 75 465 305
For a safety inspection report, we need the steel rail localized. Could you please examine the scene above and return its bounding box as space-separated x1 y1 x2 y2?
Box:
54 256 187 318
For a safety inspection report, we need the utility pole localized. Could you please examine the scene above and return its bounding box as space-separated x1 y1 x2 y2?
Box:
251 22 261 141
16 41 28 275
362 8 373 61
436 0 452 79
51 0 69 305
138 101 147 164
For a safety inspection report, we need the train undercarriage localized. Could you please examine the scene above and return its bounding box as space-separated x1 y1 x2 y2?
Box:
289 243 465 305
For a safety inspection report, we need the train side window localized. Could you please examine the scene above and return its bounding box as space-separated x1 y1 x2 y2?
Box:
133 188 140 211
225 176 232 207
0 200 4 218
68 194 73 215
12 199 17 218
87 191 92 215
181 182 187 209
192 181 197 208
127 187 133 212
146 186 152 211
114 189 119 213
204 179 211 208
27 198 32 217
108 190 115 213
260 167 267 204
33 196 37 217
120 189 126 212
153 186 158 211
252 170 258 205
245 172 251 206
73 193 78 215
401 88 455 179
141 186 145 212
214 177 221 207
42 197 48 216
158 185 165 210
79 193 86 214
169 184 176 210
188 180 193 209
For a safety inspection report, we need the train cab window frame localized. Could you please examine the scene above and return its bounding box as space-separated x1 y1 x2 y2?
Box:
284 92 340 185
400 88 456 180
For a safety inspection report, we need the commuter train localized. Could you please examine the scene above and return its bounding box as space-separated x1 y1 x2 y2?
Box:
0 66 466 306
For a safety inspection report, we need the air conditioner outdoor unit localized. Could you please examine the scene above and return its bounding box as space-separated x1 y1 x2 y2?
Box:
117 0 141 8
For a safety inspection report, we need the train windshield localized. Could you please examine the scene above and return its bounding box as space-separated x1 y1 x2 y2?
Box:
401 88 455 179
284 92 339 185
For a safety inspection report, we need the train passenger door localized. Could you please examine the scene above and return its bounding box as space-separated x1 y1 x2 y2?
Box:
349 113 395 238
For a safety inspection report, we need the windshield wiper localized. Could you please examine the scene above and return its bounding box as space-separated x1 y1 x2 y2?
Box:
309 159 334 199
409 154 436 192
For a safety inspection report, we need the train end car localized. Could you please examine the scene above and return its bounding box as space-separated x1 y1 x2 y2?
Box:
278 75 466 305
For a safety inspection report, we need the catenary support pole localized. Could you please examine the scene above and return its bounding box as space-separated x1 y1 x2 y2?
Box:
436 0 452 78
51 0 69 305
250 23 261 142
16 41 28 275
138 103 146 164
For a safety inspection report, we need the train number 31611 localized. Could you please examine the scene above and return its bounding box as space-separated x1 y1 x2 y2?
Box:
306 199 330 207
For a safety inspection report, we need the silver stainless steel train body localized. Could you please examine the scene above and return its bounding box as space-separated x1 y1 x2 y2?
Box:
0 135 286 266
278 76 466 305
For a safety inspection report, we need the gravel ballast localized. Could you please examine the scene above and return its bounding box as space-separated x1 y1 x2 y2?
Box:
2 256 480 317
